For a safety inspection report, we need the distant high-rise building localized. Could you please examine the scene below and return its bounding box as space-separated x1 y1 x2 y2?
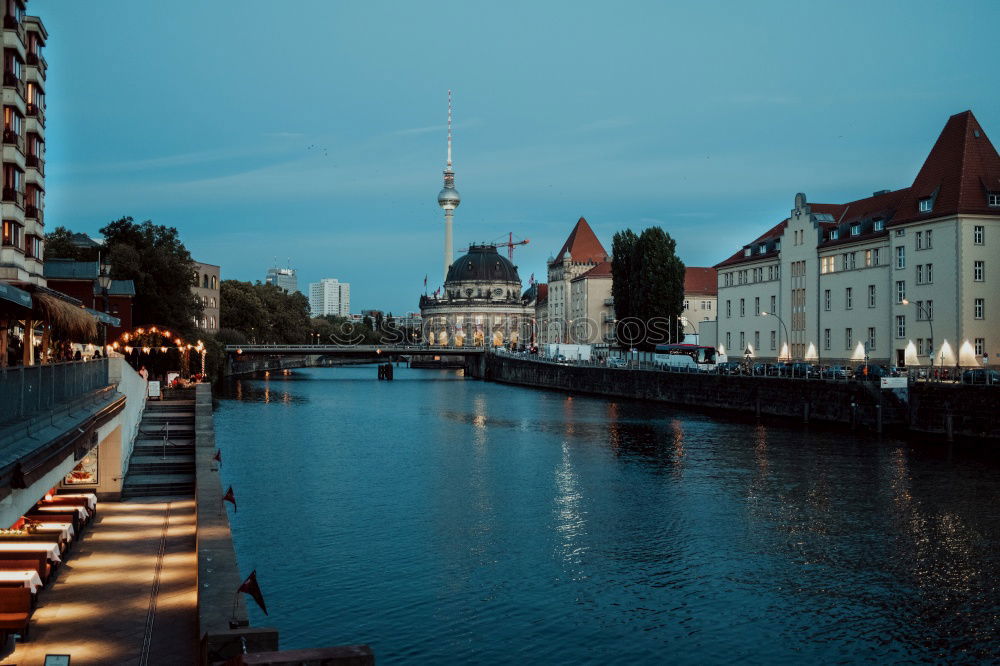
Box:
309 278 350 317
265 266 297 293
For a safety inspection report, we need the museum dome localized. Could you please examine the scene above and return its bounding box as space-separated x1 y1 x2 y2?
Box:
446 244 521 285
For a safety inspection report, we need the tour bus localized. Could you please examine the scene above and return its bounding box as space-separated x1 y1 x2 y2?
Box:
653 344 718 371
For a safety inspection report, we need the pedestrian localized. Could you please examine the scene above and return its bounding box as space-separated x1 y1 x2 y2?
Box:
139 365 149 381
74 349 82 361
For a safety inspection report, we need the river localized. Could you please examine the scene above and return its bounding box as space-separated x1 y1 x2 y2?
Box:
214 365 999 664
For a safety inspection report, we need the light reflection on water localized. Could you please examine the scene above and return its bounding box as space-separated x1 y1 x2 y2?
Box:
215 366 1000 664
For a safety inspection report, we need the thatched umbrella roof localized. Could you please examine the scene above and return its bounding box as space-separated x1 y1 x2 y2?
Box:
31 289 97 339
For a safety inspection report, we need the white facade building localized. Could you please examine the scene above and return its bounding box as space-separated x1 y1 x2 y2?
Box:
714 111 1000 369
309 278 350 317
265 267 297 294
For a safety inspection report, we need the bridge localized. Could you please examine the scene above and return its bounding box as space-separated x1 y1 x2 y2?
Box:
224 344 484 357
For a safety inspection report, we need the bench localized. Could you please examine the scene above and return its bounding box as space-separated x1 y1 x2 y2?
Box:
26 512 81 535
0 587 32 642
0 553 51 584
41 497 95 521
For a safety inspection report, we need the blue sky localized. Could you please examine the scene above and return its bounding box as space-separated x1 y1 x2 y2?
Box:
35 0 1000 314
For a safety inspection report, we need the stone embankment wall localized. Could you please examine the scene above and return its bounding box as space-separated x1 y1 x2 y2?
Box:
467 355 1000 442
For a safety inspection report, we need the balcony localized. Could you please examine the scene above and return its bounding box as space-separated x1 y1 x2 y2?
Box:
25 52 45 74
2 71 23 98
24 203 40 224
25 103 42 125
25 153 41 174
2 129 23 155
2 15 18 30
2 187 22 207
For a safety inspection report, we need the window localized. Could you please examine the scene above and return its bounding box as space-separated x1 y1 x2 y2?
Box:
850 223 861 236
683 300 690 310
770 330 776 350
705 301 712 310
824 328 830 350
774 265 780 279
726 332 731 350
872 248 881 266
845 287 853 310
974 298 984 319
916 265 924 284
1 219 21 248
926 263 932 283
202 274 209 288
896 246 905 269
744 248 751 257
758 244 766 255
974 260 984 281
917 338 924 355
211 276 217 289
874 219 884 232
754 331 760 350
926 300 933 320
895 316 905 339
209 297 216 308
740 299 745 317
915 231 923 249
868 284 876 308
754 297 760 316
975 338 985 356
845 328 853 350
895 229 905 237
740 332 745 351
974 225 985 244
726 300 731 318
895 280 905 304
989 194 1000 207
867 327 876 351
925 229 932 248
919 198 932 213
830 229 839 240
864 249 872 267
821 256 835 273
770 295 776 313
824 289 831 311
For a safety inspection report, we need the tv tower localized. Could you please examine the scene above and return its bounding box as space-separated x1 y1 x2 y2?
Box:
437 90 461 282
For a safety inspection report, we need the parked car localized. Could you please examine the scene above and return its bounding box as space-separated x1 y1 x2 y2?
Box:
854 364 889 380
790 362 815 378
751 362 769 376
716 361 742 375
962 368 1000 385
823 365 849 380
769 362 791 377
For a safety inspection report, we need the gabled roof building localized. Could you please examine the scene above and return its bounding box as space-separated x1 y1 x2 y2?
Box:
713 110 1000 368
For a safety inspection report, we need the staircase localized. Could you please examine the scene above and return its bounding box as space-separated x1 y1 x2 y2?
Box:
122 389 196 498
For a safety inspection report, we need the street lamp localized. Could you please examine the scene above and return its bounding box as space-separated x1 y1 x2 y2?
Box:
97 264 113 354
902 299 934 379
760 311 789 361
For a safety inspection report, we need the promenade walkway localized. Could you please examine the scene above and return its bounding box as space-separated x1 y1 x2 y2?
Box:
3 499 197 665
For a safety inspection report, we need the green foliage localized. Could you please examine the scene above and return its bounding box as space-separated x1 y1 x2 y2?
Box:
43 226 99 261
220 280 311 344
611 226 685 350
312 315 381 345
611 229 638 343
99 217 202 335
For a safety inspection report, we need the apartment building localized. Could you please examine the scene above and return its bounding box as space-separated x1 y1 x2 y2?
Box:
309 278 350 317
192 261 220 333
540 217 609 344
715 111 1000 367
0 1 45 286
682 267 717 330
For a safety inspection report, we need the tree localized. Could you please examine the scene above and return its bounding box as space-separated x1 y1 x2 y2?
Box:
43 226 100 261
99 217 202 335
631 227 685 348
220 280 311 344
611 229 638 346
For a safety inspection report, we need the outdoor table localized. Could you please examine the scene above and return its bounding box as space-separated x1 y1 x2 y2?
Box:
54 493 97 511
0 570 42 593
0 542 61 563
34 505 88 521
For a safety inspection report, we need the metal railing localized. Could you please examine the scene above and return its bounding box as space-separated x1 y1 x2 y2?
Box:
0 358 111 426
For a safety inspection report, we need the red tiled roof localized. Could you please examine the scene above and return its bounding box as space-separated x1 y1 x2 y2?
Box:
684 267 717 295
534 283 548 306
891 110 1000 225
571 261 612 282
554 217 608 264
715 111 1000 267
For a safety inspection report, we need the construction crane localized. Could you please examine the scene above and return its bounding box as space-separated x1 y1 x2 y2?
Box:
494 232 529 263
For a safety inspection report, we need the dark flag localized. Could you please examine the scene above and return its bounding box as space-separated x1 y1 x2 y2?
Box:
223 486 236 512
213 449 222 466
238 569 268 615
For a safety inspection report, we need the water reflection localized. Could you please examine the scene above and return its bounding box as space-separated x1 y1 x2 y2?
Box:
221 378 308 404
214 366 1000 663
